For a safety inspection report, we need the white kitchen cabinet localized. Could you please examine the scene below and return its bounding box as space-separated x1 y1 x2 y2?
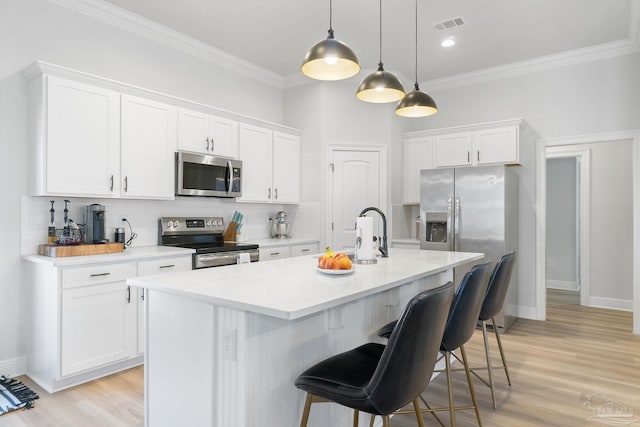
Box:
136 256 192 355
121 95 177 199
433 126 520 168
238 124 301 204
272 132 301 203
402 136 434 204
290 242 319 257
28 75 120 197
177 108 238 158
24 251 192 393
259 245 291 261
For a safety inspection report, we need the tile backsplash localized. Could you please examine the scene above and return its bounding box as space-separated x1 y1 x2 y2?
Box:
21 196 320 254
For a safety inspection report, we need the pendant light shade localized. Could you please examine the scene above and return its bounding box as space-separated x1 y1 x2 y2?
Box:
356 63 405 103
356 0 404 103
301 1 360 81
395 0 437 117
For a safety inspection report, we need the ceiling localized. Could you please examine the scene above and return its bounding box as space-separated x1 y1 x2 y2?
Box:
99 0 635 85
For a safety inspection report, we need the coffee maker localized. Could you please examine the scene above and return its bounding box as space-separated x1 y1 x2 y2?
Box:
84 204 107 243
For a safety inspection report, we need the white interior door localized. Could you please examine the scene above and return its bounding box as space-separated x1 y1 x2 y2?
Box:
328 148 382 251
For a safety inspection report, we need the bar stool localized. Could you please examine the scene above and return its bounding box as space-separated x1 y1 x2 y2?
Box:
378 262 492 427
294 282 455 427
476 251 517 409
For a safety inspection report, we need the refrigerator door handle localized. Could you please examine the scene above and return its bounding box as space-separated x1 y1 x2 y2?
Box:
454 197 461 251
447 197 454 251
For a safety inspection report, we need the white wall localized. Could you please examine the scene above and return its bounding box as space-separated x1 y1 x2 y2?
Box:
546 157 578 288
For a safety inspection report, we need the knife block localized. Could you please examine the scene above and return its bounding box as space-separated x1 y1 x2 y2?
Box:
223 222 237 242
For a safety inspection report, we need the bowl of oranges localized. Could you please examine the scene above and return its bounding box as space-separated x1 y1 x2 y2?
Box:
317 247 354 275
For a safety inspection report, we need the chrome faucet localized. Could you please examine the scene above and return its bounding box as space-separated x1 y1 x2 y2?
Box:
359 207 388 257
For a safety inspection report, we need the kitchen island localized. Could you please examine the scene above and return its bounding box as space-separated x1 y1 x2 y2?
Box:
128 248 483 427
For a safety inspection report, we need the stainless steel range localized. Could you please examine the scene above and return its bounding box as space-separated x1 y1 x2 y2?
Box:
159 217 259 269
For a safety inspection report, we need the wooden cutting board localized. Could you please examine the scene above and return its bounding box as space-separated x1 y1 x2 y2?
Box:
38 242 125 257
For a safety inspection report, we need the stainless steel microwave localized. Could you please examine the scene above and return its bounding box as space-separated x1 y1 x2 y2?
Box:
176 151 242 198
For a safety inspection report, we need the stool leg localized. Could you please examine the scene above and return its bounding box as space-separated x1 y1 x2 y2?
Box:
299 393 313 427
382 415 391 427
412 398 426 427
481 320 497 410
444 351 456 426
369 414 376 427
353 409 359 427
492 317 511 386
461 345 482 427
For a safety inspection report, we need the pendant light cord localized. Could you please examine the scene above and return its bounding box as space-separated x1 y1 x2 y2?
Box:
413 0 418 84
378 0 383 65
329 0 333 32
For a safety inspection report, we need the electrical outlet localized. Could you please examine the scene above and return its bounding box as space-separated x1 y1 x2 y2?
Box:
222 329 236 360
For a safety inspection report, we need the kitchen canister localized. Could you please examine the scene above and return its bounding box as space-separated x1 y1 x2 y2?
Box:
114 227 125 243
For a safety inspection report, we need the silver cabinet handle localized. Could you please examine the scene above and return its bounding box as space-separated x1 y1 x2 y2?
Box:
124 176 128 192
477 150 480 163
270 252 280 256
109 175 114 192
90 272 111 277
446 198 454 251
127 286 131 304
205 137 210 151
267 188 271 199
140 288 145 301
226 160 233 195
467 151 470 164
274 188 278 200
159 264 175 269
454 197 461 251
301 249 310 252
210 137 214 152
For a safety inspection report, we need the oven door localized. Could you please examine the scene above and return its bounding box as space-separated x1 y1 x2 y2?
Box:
194 249 259 269
176 151 242 198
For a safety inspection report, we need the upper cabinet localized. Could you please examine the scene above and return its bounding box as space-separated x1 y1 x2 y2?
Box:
434 126 520 168
238 125 301 204
29 76 121 197
177 108 238 158
402 136 434 204
120 95 177 199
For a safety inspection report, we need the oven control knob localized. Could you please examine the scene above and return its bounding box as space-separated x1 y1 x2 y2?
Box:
166 220 174 228
216 219 222 226
206 220 212 227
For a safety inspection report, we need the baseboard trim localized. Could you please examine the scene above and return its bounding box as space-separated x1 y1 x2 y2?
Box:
517 305 538 320
589 296 633 312
0 356 27 377
547 280 579 291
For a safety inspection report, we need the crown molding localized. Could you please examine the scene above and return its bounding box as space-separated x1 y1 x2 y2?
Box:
48 0 285 89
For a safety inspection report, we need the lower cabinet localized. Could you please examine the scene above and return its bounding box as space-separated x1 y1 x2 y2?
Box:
25 253 191 393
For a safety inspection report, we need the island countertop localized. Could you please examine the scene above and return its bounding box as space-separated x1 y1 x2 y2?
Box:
128 248 483 320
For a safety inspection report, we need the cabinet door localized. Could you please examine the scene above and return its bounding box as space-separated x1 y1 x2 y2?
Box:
208 116 238 158
435 132 473 168
45 76 120 196
238 124 272 202
473 126 519 165
61 282 135 376
259 246 291 261
272 132 300 203
121 95 177 199
402 137 434 203
136 256 192 355
177 108 209 153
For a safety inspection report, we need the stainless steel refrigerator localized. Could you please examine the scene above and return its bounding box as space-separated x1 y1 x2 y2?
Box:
420 165 518 332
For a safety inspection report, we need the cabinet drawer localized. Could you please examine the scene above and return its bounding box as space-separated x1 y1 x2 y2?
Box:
62 263 137 289
138 257 192 276
291 243 319 257
259 246 291 261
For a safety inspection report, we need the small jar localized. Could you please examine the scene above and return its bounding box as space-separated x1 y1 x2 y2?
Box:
114 227 125 243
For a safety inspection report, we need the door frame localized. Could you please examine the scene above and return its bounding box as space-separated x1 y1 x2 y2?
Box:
325 144 388 250
545 147 591 307
535 130 640 334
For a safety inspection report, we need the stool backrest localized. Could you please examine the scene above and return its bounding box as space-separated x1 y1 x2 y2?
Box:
441 262 492 352
365 282 454 414
479 251 517 321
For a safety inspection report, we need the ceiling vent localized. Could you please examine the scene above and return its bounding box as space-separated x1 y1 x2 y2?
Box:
431 16 465 32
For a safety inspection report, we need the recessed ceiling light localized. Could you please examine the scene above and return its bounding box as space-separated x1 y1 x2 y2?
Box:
441 37 456 48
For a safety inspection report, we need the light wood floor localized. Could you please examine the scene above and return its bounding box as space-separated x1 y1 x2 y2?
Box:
3 289 639 426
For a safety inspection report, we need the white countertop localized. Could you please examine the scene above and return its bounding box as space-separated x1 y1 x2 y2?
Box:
22 245 195 266
248 237 320 248
129 248 483 320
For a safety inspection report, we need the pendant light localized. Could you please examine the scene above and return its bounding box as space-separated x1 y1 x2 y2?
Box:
356 0 405 103
301 0 360 81
395 0 437 117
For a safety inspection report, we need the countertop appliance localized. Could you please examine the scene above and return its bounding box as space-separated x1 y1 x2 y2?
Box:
420 165 518 332
175 151 242 198
159 216 258 269
84 204 107 244
270 211 291 238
